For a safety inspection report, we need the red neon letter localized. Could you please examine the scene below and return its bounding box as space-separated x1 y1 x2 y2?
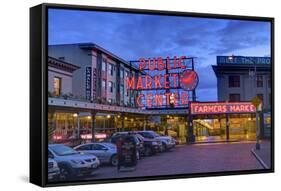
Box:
148 58 156 70
136 94 144 107
164 74 170 89
146 94 152 107
173 56 177 69
171 73 178 87
145 75 153 89
165 92 171 105
181 92 189 105
154 94 163 106
166 56 171 70
154 75 162 89
136 76 144 90
126 76 135 90
139 58 146 70
158 57 165 71
178 56 187 69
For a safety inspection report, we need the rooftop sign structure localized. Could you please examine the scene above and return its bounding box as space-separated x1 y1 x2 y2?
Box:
126 56 198 108
217 56 271 65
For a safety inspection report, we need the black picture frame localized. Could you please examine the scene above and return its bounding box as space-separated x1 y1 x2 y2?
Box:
30 3 274 187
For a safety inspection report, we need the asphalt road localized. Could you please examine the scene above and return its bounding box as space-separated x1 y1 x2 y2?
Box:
83 142 263 180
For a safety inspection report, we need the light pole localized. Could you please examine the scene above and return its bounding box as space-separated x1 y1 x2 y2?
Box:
228 55 261 150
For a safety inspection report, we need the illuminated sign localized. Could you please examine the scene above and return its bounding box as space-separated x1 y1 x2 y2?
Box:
190 102 256 115
85 67 92 100
217 56 271 65
180 70 198 91
126 56 198 107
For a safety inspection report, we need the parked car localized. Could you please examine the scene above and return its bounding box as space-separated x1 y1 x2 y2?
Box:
48 158 60 181
48 144 100 180
106 132 144 159
111 131 162 156
134 133 163 156
74 143 118 166
136 131 176 151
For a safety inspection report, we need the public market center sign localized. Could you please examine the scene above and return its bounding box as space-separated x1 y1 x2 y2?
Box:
126 56 199 108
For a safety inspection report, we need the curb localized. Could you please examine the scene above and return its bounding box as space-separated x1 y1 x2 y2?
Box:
191 140 240 144
251 148 269 169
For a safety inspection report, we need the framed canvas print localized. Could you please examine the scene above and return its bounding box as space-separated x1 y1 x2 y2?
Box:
30 3 274 187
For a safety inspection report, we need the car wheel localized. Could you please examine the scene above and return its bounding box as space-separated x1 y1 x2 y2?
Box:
59 166 73 181
111 154 118 166
163 143 168 151
144 147 152 156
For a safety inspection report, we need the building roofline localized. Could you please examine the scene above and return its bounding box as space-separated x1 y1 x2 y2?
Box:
48 56 80 73
49 42 140 72
212 64 271 77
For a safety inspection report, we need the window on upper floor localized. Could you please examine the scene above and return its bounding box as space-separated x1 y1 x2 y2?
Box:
108 63 113 76
120 68 124 79
102 80 106 90
229 76 240 88
229 94 240 102
102 59 106 71
108 81 113 92
53 77 61 96
257 75 263 87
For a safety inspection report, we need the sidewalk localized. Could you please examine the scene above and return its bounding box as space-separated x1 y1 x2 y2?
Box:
251 140 271 169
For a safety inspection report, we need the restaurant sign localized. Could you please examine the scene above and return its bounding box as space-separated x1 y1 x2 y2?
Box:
190 102 256 115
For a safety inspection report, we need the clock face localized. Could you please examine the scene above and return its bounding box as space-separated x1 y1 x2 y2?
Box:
179 70 199 91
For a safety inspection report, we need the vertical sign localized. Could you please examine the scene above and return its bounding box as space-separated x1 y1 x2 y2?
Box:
85 67 92 100
92 68 97 100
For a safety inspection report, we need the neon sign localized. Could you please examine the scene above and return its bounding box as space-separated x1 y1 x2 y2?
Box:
126 56 198 107
190 102 256 115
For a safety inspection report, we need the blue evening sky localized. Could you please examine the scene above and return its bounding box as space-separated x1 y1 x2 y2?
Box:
48 8 271 101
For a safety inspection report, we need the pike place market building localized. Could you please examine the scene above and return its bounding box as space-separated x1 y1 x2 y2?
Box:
47 43 272 144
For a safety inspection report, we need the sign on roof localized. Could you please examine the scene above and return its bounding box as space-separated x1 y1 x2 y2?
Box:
217 56 271 65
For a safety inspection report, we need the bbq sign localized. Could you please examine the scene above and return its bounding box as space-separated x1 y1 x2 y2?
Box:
190 102 256 115
126 56 198 107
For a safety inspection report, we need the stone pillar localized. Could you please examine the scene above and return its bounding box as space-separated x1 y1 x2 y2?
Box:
186 102 195 144
226 113 230 141
91 111 97 142
121 113 125 131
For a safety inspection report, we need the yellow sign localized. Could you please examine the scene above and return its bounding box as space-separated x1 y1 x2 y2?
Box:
251 96 261 108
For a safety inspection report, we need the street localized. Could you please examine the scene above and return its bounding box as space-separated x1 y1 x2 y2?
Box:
84 142 263 180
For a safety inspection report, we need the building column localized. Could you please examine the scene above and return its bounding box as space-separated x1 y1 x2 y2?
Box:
187 102 195 144
77 112 80 139
226 113 230 141
91 111 97 142
121 113 125 131
143 115 148 131
48 110 56 142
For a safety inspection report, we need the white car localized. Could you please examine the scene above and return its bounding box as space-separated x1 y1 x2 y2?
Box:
48 144 100 180
48 158 60 181
74 143 118 166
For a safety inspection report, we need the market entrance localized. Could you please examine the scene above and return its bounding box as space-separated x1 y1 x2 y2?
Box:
189 102 258 143
192 114 257 142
